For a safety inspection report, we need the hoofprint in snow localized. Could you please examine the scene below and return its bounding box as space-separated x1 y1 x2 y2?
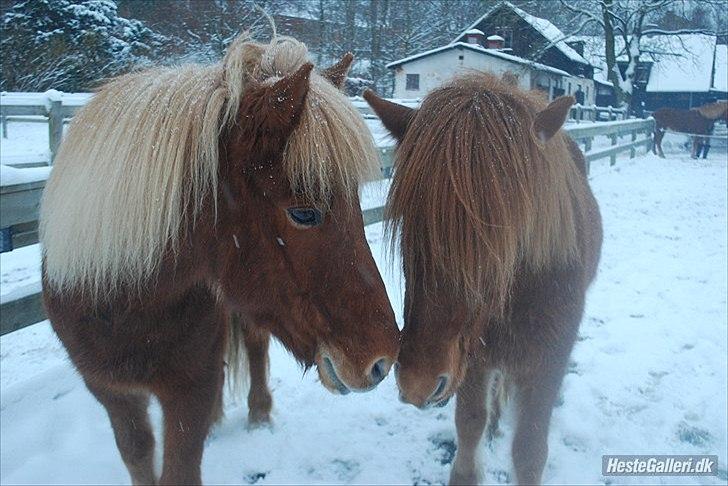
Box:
1 151 726 485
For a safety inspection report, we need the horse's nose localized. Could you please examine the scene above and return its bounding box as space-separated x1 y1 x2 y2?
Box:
398 374 450 409
367 357 392 386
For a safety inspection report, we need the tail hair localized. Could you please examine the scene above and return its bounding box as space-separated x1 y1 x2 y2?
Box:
485 369 509 442
226 313 250 403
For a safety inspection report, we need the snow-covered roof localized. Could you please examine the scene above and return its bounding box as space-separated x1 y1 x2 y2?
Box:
465 29 484 35
713 44 727 92
386 42 570 76
487 34 505 41
572 34 725 93
645 34 716 93
453 1 590 66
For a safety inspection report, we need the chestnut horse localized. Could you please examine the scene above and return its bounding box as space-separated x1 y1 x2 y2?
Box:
40 35 399 485
365 73 602 485
652 100 728 159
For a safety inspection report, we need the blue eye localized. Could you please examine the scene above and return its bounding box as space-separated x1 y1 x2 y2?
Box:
286 207 323 227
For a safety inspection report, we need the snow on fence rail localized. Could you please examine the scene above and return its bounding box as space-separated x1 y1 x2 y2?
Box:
0 92 653 334
0 91 92 165
1 92 627 166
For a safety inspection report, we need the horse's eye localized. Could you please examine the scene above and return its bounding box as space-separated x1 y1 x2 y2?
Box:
286 207 323 228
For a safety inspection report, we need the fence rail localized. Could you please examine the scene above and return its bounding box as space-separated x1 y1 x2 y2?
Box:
2 92 627 165
0 91 654 335
569 104 628 123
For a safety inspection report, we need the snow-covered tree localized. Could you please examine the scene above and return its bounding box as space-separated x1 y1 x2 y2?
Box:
1 0 164 92
558 0 726 107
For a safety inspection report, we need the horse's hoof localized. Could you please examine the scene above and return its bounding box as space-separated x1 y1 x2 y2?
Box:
246 412 273 430
449 468 480 486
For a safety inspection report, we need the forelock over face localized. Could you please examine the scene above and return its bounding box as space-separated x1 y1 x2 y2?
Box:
282 72 381 207
222 35 380 208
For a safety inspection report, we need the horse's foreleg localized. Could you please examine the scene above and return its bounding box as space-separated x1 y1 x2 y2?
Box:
654 129 666 158
449 360 488 486
156 314 225 486
243 324 273 425
511 356 569 485
691 137 700 159
702 140 710 159
156 362 223 485
87 383 156 485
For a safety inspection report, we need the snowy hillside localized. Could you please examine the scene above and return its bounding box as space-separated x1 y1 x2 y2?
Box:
1 148 726 484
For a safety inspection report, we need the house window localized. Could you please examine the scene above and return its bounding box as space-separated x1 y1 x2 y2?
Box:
635 64 650 84
586 86 589 99
406 74 420 91
494 27 513 48
568 82 572 94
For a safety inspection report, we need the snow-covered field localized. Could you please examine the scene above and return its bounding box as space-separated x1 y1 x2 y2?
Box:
1 144 727 483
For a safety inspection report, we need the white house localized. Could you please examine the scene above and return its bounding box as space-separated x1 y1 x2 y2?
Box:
387 41 593 104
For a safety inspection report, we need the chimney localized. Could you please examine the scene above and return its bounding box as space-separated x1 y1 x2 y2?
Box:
465 28 485 46
566 40 585 57
486 34 505 50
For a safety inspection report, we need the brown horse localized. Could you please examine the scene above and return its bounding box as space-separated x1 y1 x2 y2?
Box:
365 73 602 485
652 100 728 159
40 35 399 485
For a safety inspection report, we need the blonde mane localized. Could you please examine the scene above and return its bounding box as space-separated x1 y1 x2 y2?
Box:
40 34 379 298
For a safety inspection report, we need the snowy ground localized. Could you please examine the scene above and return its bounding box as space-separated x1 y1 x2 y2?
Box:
1 146 727 484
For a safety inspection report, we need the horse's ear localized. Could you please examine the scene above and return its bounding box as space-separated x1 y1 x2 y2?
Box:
533 95 574 143
322 52 354 89
267 62 314 129
363 89 415 141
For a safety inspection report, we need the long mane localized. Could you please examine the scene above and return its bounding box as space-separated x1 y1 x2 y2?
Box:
695 100 728 119
40 34 378 298
386 73 585 315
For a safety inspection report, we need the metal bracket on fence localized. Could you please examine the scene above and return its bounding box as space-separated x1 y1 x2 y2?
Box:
48 99 63 164
0 227 13 253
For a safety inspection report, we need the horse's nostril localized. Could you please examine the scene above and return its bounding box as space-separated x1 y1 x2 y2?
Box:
431 374 449 400
369 358 390 385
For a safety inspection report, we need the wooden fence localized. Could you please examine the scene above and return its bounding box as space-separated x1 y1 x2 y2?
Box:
0 93 654 334
1 92 90 166
569 104 628 123
1 92 626 166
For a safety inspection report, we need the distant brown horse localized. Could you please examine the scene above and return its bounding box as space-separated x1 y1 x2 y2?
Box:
365 73 602 485
40 34 399 485
652 100 728 158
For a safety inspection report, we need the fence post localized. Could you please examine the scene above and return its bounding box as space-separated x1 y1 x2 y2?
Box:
607 105 614 121
48 99 63 165
610 133 618 166
1 115 6 139
630 129 637 158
